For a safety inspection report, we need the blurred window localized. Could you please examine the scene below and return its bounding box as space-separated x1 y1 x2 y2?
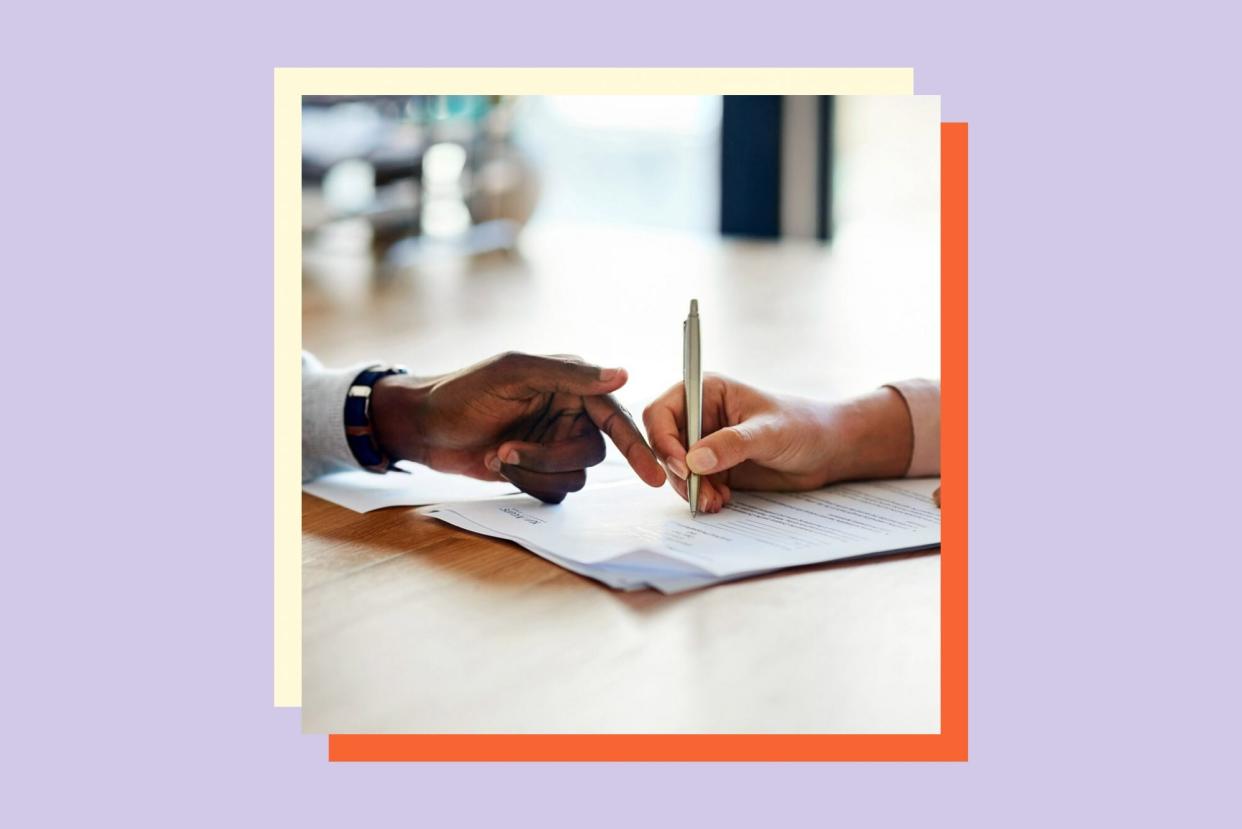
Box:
512 96 722 233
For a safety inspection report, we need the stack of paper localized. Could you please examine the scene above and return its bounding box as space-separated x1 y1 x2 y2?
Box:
303 461 516 512
420 478 941 593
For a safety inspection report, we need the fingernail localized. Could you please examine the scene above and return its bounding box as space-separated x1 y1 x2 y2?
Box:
502 449 519 465
668 457 689 479
686 447 717 474
599 367 622 382
486 455 502 473
698 491 710 513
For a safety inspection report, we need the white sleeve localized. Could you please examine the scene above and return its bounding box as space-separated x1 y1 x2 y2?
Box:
301 351 377 482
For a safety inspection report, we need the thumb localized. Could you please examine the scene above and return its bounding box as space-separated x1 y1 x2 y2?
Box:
500 353 629 397
686 420 773 475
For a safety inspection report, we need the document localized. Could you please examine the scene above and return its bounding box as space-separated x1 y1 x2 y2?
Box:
420 478 941 593
303 462 516 513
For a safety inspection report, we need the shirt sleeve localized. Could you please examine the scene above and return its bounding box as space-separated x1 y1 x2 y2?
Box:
883 378 940 478
302 351 377 482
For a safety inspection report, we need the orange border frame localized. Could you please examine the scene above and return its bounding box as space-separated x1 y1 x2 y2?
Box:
328 122 968 762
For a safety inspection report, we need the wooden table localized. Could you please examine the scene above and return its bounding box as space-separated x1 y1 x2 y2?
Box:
302 222 940 733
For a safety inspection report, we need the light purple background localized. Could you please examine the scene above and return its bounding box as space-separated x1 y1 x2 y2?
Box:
6 2 1238 825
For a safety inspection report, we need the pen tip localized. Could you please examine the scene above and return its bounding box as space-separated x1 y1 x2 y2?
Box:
690 298 698 315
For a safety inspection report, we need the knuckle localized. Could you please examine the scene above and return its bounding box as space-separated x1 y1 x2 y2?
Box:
562 357 593 376
728 423 757 446
495 350 529 369
709 426 749 458
594 399 624 435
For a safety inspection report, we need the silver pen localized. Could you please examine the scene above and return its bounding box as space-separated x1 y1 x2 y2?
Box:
683 299 702 517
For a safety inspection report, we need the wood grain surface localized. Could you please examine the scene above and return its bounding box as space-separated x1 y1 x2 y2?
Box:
302 223 940 733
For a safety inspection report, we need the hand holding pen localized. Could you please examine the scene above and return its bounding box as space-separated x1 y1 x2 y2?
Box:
642 375 920 514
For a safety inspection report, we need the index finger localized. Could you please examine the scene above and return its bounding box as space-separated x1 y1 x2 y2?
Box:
641 383 690 479
583 394 667 487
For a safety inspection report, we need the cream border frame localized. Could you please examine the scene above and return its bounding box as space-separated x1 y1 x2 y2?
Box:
276 68 915 707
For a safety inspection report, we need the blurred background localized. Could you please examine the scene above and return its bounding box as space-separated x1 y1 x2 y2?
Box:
302 95 940 409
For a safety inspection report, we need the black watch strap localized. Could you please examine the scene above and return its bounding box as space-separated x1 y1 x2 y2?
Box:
344 364 409 473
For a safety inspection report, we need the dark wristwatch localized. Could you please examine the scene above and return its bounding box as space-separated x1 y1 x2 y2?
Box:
344 364 409 473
